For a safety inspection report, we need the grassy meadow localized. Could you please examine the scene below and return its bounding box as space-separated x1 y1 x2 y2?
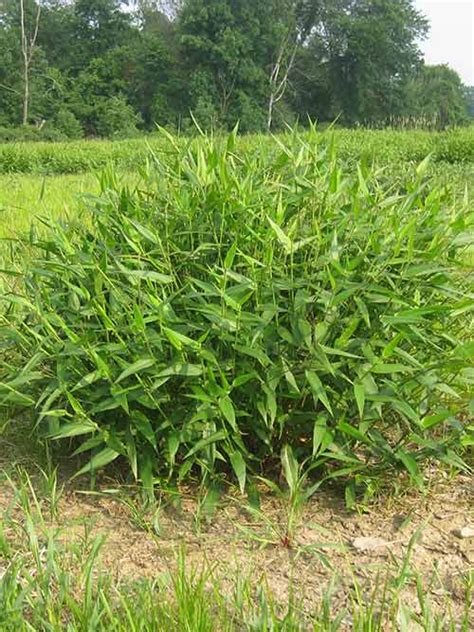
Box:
0 127 473 630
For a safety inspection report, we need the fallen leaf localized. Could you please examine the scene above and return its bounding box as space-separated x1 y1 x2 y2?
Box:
352 536 390 552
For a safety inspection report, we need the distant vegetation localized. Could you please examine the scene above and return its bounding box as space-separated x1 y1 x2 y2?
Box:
1 127 474 175
0 0 472 140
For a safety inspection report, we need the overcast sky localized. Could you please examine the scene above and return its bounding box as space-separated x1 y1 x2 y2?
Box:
414 0 474 85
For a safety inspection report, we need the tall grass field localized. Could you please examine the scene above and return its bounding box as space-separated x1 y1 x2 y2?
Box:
0 127 473 630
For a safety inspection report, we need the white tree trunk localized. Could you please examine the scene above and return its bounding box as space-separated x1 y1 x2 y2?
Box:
20 0 41 125
267 32 298 132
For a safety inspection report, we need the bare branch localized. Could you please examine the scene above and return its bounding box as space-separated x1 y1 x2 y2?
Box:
28 1 42 65
0 82 21 96
267 25 300 131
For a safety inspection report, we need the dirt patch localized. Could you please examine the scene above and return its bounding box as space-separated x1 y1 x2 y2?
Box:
2 470 471 621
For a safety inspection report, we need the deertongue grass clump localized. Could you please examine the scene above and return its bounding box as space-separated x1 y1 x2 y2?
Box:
1 128 472 496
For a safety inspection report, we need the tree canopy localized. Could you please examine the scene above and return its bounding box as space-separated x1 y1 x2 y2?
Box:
0 0 471 138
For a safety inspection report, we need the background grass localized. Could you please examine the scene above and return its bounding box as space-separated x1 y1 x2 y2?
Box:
0 173 148 239
0 126 473 175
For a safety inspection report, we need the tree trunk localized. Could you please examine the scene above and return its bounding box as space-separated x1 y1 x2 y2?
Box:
22 56 29 125
267 93 275 132
267 33 298 132
20 0 41 126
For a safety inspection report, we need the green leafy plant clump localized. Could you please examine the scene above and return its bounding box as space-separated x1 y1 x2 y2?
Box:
1 128 473 496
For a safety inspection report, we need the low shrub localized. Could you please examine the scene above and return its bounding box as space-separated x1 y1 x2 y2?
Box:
0 124 71 143
53 108 84 140
0 125 46 143
93 95 143 139
0 130 472 496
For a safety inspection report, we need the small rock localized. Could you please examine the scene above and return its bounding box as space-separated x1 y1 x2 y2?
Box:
352 536 390 553
453 526 474 539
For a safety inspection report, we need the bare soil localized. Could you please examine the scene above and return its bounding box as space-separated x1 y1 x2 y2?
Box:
1 467 472 623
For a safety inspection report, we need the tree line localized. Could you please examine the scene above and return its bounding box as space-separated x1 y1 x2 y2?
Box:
0 0 472 140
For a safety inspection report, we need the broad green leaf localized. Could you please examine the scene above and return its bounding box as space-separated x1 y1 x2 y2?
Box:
267 216 292 252
167 433 180 467
72 370 103 392
416 153 432 177
392 400 420 424
201 484 221 519
421 411 452 429
139 453 155 500
232 372 258 388
382 333 404 358
337 421 369 444
73 448 120 478
10 389 38 407
312 415 329 456
72 435 104 456
353 383 365 420
157 363 203 378
127 218 161 244
305 370 333 416
163 326 197 350
50 421 96 439
355 296 370 328
224 242 238 269
281 445 299 495
184 430 228 458
38 409 70 419
111 269 173 284
219 396 237 430
230 451 246 494
434 383 461 399
396 449 423 488
262 385 277 425
132 412 157 448
282 359 299 392
345 482 356 510
371 363 413 374
116 358 155 383
234 344 271 367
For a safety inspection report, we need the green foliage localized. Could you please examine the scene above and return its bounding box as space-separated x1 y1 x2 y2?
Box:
231 91 267 134
404 65 470 129
435 128 474 163
188 95 220 133
53 108 84 140
1 127 474 175
1 0 470 134
298 0 429 125
465 86 474 119
93 95 143 139
0 126 44 143
1 130 472 494
0 124 67 143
